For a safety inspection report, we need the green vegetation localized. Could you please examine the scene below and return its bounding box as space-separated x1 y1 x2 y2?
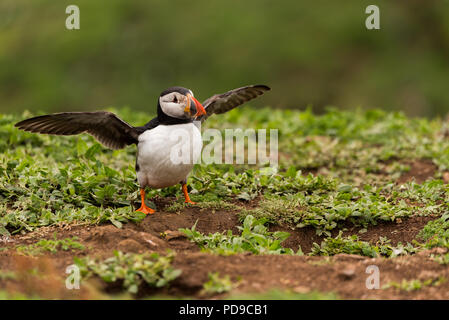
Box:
74 251 182 294
415 214 449 263
0 291 40 300
202 272 238 295
239 181 438 237
180 215 299 255
166 200 240 213
310 232 416 258
226 289 339 300
417 213 449 249
0 270 16 280
383 277 447 292
1 110 151 235
2 107 449 238
16 234 85 255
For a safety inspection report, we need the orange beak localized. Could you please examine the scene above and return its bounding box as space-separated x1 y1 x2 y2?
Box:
191 96 206 117
185 93 206 118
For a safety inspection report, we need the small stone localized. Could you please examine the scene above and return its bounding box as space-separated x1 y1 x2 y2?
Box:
339 268 356 280
145 239 157 246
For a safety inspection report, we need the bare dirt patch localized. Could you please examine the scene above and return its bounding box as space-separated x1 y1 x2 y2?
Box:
169 250 449 300
0 203 445 299
343 216 435 245
397 159 437 184
2 243 449 299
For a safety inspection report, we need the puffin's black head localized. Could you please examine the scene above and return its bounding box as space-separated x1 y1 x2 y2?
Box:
157 86 206 124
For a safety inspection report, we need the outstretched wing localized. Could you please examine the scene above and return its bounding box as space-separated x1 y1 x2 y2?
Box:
198 84 270 121
15 111 141 149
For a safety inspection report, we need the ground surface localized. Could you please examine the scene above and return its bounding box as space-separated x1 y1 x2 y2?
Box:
1 108 449 299
1 177 449 300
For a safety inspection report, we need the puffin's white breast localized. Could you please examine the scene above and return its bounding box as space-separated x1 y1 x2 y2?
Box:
136 123 202 188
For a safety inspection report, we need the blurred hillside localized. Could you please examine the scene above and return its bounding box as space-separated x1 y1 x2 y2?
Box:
0 0 448 117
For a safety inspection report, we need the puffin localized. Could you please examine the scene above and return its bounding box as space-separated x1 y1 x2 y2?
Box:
15 85 270 214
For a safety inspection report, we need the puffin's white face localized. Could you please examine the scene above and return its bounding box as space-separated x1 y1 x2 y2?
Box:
159 90 194 119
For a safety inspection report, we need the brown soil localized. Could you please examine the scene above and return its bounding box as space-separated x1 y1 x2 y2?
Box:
0 204 444 300
397 159 437 184
0 159 446 299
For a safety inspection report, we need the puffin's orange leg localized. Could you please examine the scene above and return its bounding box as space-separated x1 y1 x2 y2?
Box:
136 188 155 214
182 184 196 204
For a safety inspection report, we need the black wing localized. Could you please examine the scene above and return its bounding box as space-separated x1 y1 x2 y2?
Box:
15 111 141 150
198 85 270 121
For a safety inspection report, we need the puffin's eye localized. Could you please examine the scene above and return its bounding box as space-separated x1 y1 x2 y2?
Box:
172 95 178 103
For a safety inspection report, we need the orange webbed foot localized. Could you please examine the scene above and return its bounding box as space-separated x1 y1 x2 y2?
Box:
182 183 196 205
136 204 155 215
137 188 155 215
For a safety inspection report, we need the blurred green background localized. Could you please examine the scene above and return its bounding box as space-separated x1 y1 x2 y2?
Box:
0 0 448 117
